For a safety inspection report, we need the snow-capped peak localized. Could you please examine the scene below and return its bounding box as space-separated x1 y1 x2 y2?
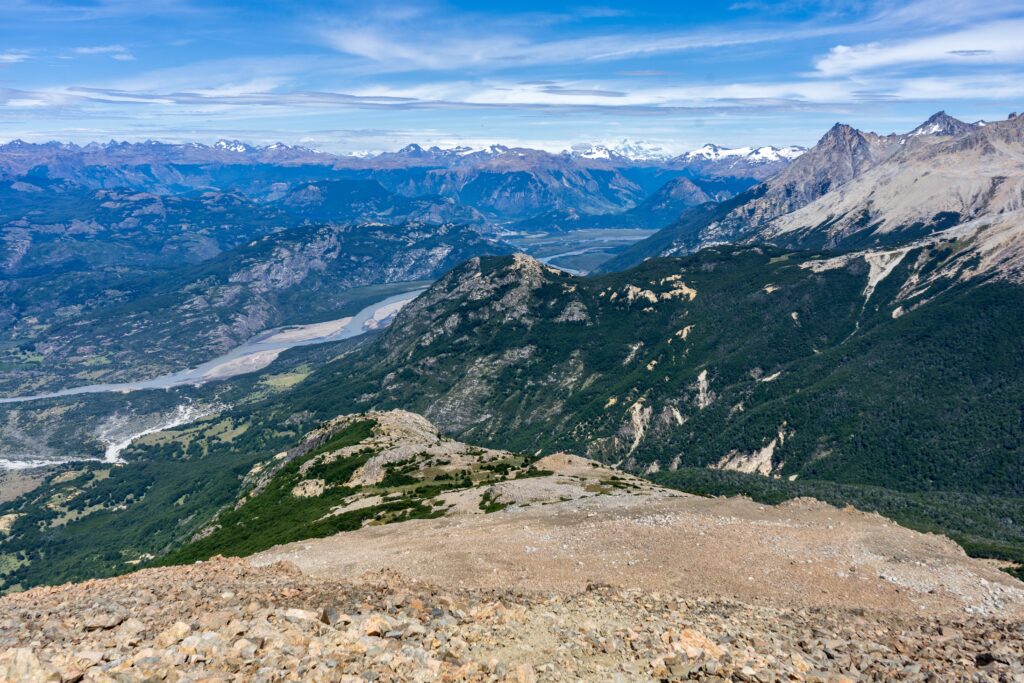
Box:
682 144 804 163
214 139 252 153
569 140 671 161
611 140 671 161
749 145 805 161
908 111 974 137
573 144 617 160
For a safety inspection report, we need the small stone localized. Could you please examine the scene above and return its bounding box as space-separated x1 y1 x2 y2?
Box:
514 662 536 683
155 621 192 647
735 665 763 682
361 615 391 637
283 607 319 623
319 606 349 627
83 613 125 631
0 648 60 683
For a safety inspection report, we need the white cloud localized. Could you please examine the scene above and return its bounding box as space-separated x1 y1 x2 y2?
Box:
352 78 853 109
0 51 30 64
73 45 136 61
815 20 1024 75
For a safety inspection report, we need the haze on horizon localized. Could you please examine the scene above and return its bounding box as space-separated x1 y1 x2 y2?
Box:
2 0 1023 153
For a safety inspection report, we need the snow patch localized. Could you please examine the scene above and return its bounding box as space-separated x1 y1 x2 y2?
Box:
682 144 804 163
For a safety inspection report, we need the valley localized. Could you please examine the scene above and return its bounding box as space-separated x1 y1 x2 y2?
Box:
0 283 426 406
505 228 658 274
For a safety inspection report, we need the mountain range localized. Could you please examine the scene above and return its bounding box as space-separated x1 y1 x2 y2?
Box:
606 111 1023 273
0 138 800 221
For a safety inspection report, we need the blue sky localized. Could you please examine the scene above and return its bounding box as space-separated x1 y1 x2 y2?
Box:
2 0 1023 153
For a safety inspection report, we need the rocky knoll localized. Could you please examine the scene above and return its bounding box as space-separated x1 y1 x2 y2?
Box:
1 556 1022 682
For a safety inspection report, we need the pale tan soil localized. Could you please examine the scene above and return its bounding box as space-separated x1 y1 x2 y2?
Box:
0 467 51 504
261 317 353 344
255 454 1024 620
200 349 283 381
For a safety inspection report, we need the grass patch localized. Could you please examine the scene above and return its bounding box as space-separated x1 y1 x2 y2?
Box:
479 490 508 514
379 471 419 488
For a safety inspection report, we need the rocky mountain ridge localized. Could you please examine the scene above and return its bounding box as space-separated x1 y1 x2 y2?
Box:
508 174 759 233
0 136 802 222
0 138 802 172
604 110 1011 271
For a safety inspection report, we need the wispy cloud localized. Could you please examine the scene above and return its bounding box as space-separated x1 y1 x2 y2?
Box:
8 68 1017 119
0 51 31 64
315 3 845 74
72 45 136 61
815 20 1024 75
319 26 836 72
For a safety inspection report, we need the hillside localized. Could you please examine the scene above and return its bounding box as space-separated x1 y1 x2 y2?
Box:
1 410 1022 681
3 556 1021 681
158 410 619 564
508 175 758 233
272 250 1024 495
230 247 1024 568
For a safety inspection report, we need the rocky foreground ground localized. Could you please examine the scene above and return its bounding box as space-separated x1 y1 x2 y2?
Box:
0 556 1022 682
1 411 1022 681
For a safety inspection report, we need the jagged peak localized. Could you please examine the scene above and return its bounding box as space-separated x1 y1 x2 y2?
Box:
821 122 860 139
213 139 253 153
909 111 974 137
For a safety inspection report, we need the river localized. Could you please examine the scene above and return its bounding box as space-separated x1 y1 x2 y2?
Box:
0 288 426 406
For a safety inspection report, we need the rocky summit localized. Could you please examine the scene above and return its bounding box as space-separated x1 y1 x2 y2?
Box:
1 411 1023 681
